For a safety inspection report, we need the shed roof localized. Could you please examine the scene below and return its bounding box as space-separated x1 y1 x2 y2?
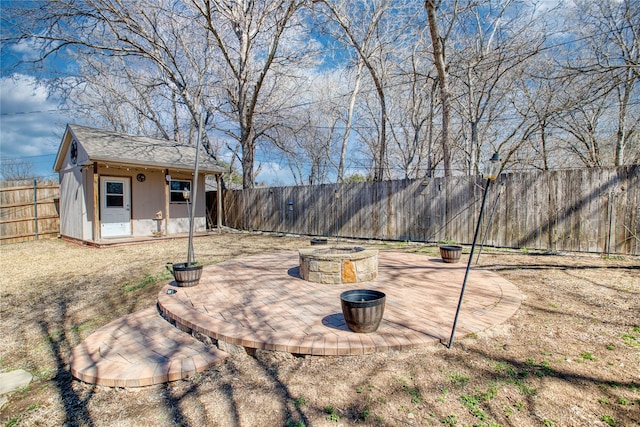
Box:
54 124 226 174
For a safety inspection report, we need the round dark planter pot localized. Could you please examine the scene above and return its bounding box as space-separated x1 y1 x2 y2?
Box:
310 238 328 245
167 262 203 287
439 245 462 263
340 289 386 333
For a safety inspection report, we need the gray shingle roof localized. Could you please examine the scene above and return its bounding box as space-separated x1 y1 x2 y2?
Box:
60 124 225 173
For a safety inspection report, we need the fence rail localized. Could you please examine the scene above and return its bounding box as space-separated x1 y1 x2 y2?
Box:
0 179 60 244
222 166 640 255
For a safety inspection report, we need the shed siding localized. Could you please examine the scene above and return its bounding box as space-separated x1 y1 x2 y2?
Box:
59 168 84 240
83 167 96 240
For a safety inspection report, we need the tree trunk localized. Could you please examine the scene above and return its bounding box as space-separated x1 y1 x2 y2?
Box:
425 0 452 178
338 60 364 182
241 137 255 188
373 77 388 182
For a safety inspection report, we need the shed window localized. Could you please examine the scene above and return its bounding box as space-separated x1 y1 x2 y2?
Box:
105 182 124 207
170 179 192 203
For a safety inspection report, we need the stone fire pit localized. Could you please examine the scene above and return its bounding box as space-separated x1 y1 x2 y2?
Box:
299 246 378 284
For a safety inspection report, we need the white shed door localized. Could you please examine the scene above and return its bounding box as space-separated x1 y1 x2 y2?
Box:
100 177 131 237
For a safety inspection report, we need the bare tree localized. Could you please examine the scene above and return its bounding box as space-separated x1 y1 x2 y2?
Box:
6 0 315 187
447 1 545 174
511 54 574 171
6 0 635 187
314 0 413 181
563 0 640 166
190 0 310 187
424 0 454 177
62 55 178 140
0 159 36 181
6 0 223 150
337 60 365 182
386 50 439 179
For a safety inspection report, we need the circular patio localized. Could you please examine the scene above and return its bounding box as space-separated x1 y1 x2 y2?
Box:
158 250 521 356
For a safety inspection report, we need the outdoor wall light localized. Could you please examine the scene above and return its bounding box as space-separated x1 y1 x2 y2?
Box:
182 189 190 200
288 201 294 211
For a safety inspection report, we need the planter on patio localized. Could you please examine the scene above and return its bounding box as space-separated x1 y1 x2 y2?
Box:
439 245 462 263
340 289 386 333
167 262 203 287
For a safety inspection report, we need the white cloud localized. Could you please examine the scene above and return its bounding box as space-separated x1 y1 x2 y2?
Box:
0 74 71 177
535 0 564 11
8 38 43 62
1 74 49 113
255 161 295 187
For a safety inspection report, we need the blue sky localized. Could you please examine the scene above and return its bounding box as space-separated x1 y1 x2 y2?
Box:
0 73 72 179
1 0 566 183
2 1 321 184
0 71 296 184
0 0 310 187
0 1 70 179
0 71 295 184
0 36 294 185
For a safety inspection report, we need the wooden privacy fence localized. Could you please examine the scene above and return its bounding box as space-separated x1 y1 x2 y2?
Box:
0 179 60 244
223 166 640 255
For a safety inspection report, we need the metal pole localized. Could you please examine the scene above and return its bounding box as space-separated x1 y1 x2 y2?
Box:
33 179 39 240
185 197 194 264
476 183 503 264
606 189 615 257
334 188 339 245
187 111 204 266
216 174 222 232
447 177 492 349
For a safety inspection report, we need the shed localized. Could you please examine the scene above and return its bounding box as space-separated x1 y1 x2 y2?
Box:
53 124 226 244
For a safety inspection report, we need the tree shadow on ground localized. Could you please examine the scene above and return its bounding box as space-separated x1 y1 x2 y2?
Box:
38 299 94 427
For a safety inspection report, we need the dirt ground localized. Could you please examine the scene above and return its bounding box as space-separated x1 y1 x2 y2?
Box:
0 231 638 427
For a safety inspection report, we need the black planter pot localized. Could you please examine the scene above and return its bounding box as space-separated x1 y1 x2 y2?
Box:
340 289 386 333
439 245 462 263
167 262 203 287
310 238 328 245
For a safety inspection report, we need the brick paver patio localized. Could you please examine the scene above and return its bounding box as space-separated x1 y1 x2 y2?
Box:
71 250 521 387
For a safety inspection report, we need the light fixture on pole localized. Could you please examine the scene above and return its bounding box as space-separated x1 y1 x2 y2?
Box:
484 152 501 180
447 152 500 349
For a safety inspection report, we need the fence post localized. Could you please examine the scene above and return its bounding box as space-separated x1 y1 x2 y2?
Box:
33 179 39 240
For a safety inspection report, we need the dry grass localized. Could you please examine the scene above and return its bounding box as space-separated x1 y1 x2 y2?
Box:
1 231 639 427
